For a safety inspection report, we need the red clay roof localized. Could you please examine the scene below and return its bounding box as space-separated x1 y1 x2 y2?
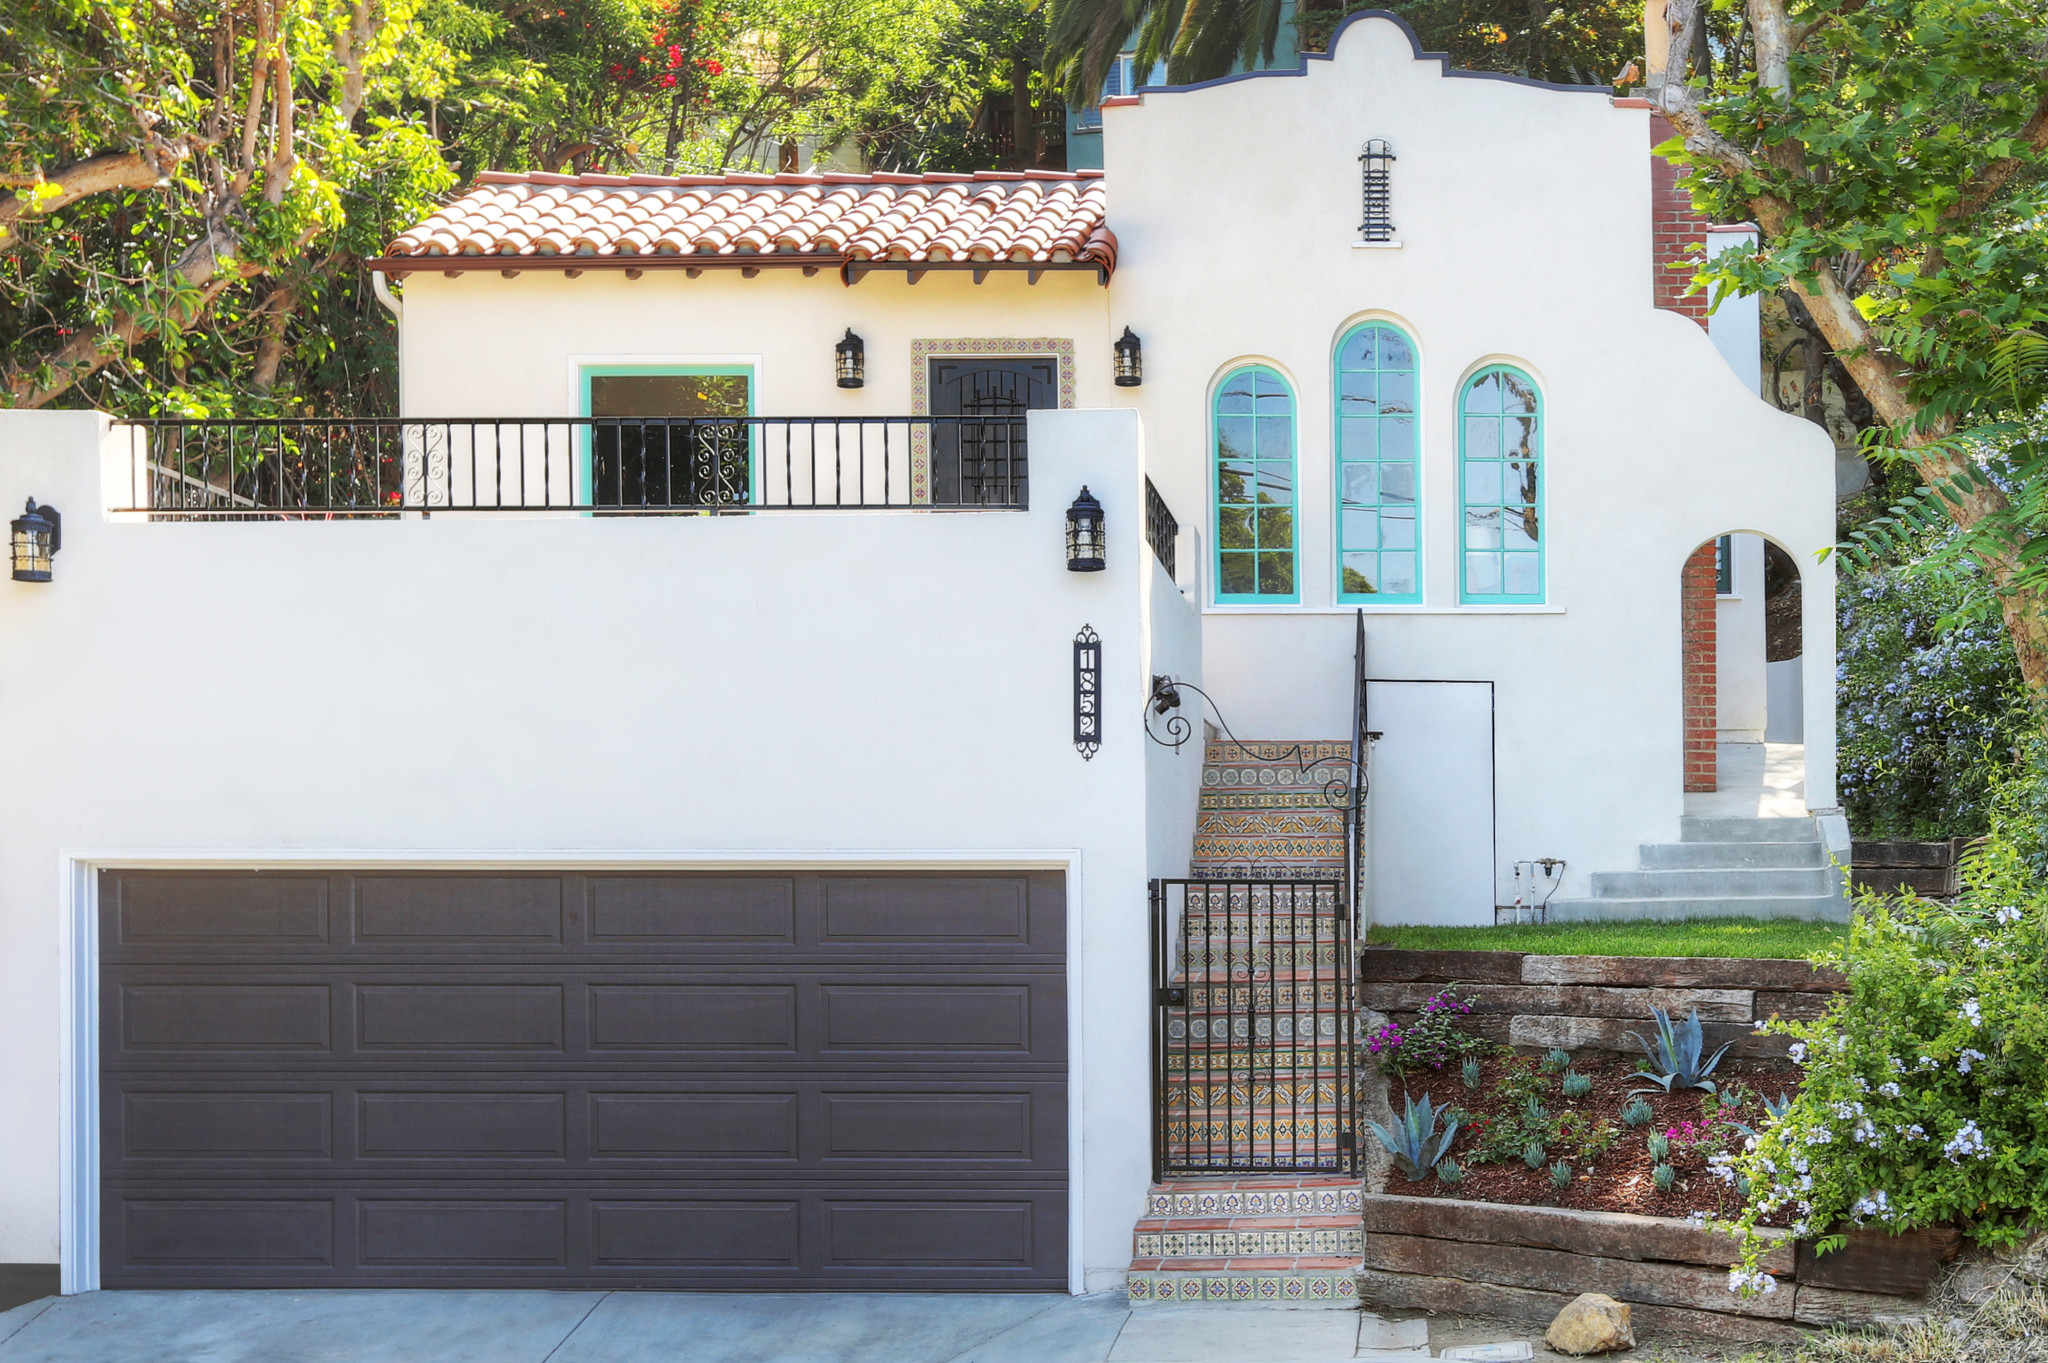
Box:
383 169 1116 275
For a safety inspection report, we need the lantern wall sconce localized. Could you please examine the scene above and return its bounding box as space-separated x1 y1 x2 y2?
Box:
1113 326 1142 387
11 499 60 583
1066 487 1106 572
835 328 865 388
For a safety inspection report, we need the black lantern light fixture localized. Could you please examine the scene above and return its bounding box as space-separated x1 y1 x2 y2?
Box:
1066 486 1106 572
1113 326 1143 387
10 499 60 583
835 328 865 388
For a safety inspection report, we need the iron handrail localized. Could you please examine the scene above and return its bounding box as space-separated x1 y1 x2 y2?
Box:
116 415 1030 516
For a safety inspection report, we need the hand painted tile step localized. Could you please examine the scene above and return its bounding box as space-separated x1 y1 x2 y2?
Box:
1126 1266 1360 1308
1144 1180 1363 1216
1133 1226 1364 1259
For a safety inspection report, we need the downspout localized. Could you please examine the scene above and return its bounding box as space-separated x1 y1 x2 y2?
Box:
371 270 404 412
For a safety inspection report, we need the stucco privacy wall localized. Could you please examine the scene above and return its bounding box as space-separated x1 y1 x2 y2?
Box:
394 267 1116 419
1100 15 1838 905
0 408 1179 1291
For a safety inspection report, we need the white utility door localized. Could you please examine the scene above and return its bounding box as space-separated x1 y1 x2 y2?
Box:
1365 680 1495 926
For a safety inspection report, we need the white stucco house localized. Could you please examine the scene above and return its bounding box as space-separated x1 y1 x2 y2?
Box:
0 13 1839 1305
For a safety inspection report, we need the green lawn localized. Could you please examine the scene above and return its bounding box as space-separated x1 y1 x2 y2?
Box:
1364 916 1849 959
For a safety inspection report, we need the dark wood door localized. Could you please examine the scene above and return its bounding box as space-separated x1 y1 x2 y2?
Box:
98 869 1067 1290
928 358 1057 506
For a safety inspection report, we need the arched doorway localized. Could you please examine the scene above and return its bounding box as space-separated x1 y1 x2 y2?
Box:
1682 533 1805 814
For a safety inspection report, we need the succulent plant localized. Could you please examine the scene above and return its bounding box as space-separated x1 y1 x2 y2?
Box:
1367 1093 1461 1181
1436 1158 1465 1185
1524 1095 1550 1124
1551 1160 1573 1190
1562 1070 1593 1100
1461 1056 1483 1089
1647 1131 1671 1162
1653 1162 1677 1191
1719 1086 1745 1110
1620 1096 1654 1127
1628 1006 1734 1095
1543 1048 1572 1074
1523 1141 1547 1169
1763 1091 1794 1119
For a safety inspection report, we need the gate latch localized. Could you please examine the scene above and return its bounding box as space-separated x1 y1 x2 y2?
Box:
1156 986 1187 1007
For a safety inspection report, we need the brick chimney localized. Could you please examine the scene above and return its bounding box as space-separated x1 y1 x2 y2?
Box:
1641 0 1712 324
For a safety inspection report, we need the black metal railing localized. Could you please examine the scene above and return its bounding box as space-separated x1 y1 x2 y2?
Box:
1144 476 1178 579
1346 608 1369 935
118 416 1030 516
1150 878 1357 1178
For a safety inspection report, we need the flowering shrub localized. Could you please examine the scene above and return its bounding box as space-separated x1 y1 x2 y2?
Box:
1369 988 1488 1075
1723 779 2048 1289
1836 561 2030 839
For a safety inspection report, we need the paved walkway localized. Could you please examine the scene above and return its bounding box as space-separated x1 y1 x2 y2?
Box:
0 1292 1609 1363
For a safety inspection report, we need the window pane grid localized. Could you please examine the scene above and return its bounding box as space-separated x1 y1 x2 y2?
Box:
1459 365 1542 603
1335 324 1420 602
1215 365 1298 602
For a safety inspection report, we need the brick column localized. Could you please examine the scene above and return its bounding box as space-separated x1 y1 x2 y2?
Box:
1682 541 1719 792
1651 112 1711 324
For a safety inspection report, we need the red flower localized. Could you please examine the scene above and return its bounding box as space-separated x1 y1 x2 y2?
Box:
667 43 683 66
698 57 722 74
660 72 678 87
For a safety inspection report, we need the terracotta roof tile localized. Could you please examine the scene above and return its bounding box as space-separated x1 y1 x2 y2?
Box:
383 169 1115 276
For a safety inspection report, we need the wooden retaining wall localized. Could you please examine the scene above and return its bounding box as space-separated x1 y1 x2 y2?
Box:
1359 1194 1949 1345
1359 950 1847 1058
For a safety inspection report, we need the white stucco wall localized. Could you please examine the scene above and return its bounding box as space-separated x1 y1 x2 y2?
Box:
1100 16 1838 901
0 408 1172 1292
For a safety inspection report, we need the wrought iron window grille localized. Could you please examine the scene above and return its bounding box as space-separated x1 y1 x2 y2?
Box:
1358 139 1396 242
1143 476 1178 579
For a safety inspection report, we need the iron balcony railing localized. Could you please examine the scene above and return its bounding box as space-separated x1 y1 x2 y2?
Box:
118 416 1030 516
1144 476 1178 579
1150 878 1358 1178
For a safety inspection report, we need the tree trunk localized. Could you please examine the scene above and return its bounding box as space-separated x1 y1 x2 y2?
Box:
251 285 297 393
1011 58 1037 169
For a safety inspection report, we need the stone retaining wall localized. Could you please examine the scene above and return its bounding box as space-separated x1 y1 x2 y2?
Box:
1359 949 1848 1058
1358 1194 1948 1346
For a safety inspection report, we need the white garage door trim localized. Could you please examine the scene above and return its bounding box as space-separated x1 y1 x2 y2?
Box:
59 847 1086 1296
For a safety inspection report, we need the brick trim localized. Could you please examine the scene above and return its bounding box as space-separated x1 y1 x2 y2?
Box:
1650 113 1711 324
1682 541 1719 792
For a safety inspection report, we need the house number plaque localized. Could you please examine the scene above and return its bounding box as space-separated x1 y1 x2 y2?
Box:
1074 626 1101 760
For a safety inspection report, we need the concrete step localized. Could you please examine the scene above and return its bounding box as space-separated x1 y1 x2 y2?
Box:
1680 815 1820 844
1591 866 1838 898
1545 894 1849 923
1641 839 1826 869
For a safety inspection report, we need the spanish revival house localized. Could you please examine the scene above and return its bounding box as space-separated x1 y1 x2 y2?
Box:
0 12 1838 1307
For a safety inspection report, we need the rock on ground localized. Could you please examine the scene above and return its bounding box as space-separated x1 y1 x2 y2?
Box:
1543 1293 1635 1356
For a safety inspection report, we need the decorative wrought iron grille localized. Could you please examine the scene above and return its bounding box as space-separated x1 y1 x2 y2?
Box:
118 416 1028 516
1358 139 1396 242
1144 476 1178 579
1151 878 1357 1177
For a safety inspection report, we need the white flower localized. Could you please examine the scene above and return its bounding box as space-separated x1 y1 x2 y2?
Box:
1878 1082 1902 1099
1788 1042 1808 1065
1959 1048 1987 1074
1889 1056 1906 1074
1852 1118 1879 1144
1728 1268 1781 1296
1900 1123 1927 1141
1851 1190 1892 1222
1974 937 1994 951
1944 1121 1989 1160
1919 1055 1942 1072
1961 999 1984 1027
1995 906 2022 925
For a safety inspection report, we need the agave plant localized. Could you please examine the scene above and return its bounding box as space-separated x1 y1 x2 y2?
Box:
1522 1141 1547 1169
1732 1090 1796 1139
1461 1056 1482 1089
1436 1158 1465 1185
1550 1160 1573 1190
1367 1093 1460 1181
1628 1006 1733 1095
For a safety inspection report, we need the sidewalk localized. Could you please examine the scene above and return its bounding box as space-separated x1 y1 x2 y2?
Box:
0 1291 1667 1363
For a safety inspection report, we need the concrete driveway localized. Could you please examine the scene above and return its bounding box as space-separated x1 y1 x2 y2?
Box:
0 1292 1591 1363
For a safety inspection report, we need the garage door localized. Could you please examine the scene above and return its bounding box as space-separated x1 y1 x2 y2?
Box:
98 869 1067 1290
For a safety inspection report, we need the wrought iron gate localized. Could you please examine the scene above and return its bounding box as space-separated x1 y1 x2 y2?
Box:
1149 879 1357 1178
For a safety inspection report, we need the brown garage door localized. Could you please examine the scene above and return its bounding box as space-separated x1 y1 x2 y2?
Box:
98 869 1067 1290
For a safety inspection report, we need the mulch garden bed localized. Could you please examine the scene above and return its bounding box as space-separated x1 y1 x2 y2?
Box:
1381 1050 1802 1222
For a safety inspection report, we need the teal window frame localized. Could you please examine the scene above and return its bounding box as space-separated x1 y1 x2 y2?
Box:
576 363 756 506
1458 364 1544 604
1333 322 1422 604
1212 365 1300 604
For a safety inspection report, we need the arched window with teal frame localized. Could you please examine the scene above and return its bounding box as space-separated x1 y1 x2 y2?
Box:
1334 322 1420 602
1213 365 1298 602
1459 365 1543 602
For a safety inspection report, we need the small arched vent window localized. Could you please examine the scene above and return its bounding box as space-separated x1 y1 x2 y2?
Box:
1213 365 1298 603
1459 365 1544 603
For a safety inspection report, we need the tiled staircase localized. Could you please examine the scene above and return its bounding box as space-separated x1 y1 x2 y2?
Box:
1191 740 1352 881
1126 1175 1365 1307
1545 814 1849 921
1132 740 1366 1307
